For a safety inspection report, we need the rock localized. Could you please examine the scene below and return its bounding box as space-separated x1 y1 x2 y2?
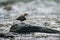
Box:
10 24 60 34
4 4 12 11
0 34 4 37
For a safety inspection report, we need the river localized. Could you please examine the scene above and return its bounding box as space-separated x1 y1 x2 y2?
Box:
0 0 60 40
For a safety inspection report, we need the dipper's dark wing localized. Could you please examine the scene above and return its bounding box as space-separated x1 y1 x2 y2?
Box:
16 16 26 21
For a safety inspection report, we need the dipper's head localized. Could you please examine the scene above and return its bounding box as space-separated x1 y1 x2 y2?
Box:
23 13 28 16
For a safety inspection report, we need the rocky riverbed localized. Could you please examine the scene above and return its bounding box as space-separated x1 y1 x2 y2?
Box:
0 0 60 40
0 32 60 40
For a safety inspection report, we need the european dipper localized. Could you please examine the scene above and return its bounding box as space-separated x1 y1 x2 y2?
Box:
16 13 28 22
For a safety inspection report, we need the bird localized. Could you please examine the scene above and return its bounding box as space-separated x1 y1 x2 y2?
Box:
16 13 28 22
4 4 12 11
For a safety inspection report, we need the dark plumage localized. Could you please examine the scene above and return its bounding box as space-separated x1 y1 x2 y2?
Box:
16 13 28 21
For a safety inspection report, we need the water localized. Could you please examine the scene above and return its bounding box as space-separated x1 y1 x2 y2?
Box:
0 0 60 40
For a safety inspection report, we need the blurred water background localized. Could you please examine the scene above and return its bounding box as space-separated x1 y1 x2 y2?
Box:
0 0 60 40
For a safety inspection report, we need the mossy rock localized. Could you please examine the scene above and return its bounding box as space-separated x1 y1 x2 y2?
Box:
10 24 60 34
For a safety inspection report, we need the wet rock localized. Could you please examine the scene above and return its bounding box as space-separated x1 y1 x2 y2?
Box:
4 4 12 11
44 22 50 26
0 34 4 37
0 33 14 38
0 24 4 27
4 36 14 38
10 24 60 34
